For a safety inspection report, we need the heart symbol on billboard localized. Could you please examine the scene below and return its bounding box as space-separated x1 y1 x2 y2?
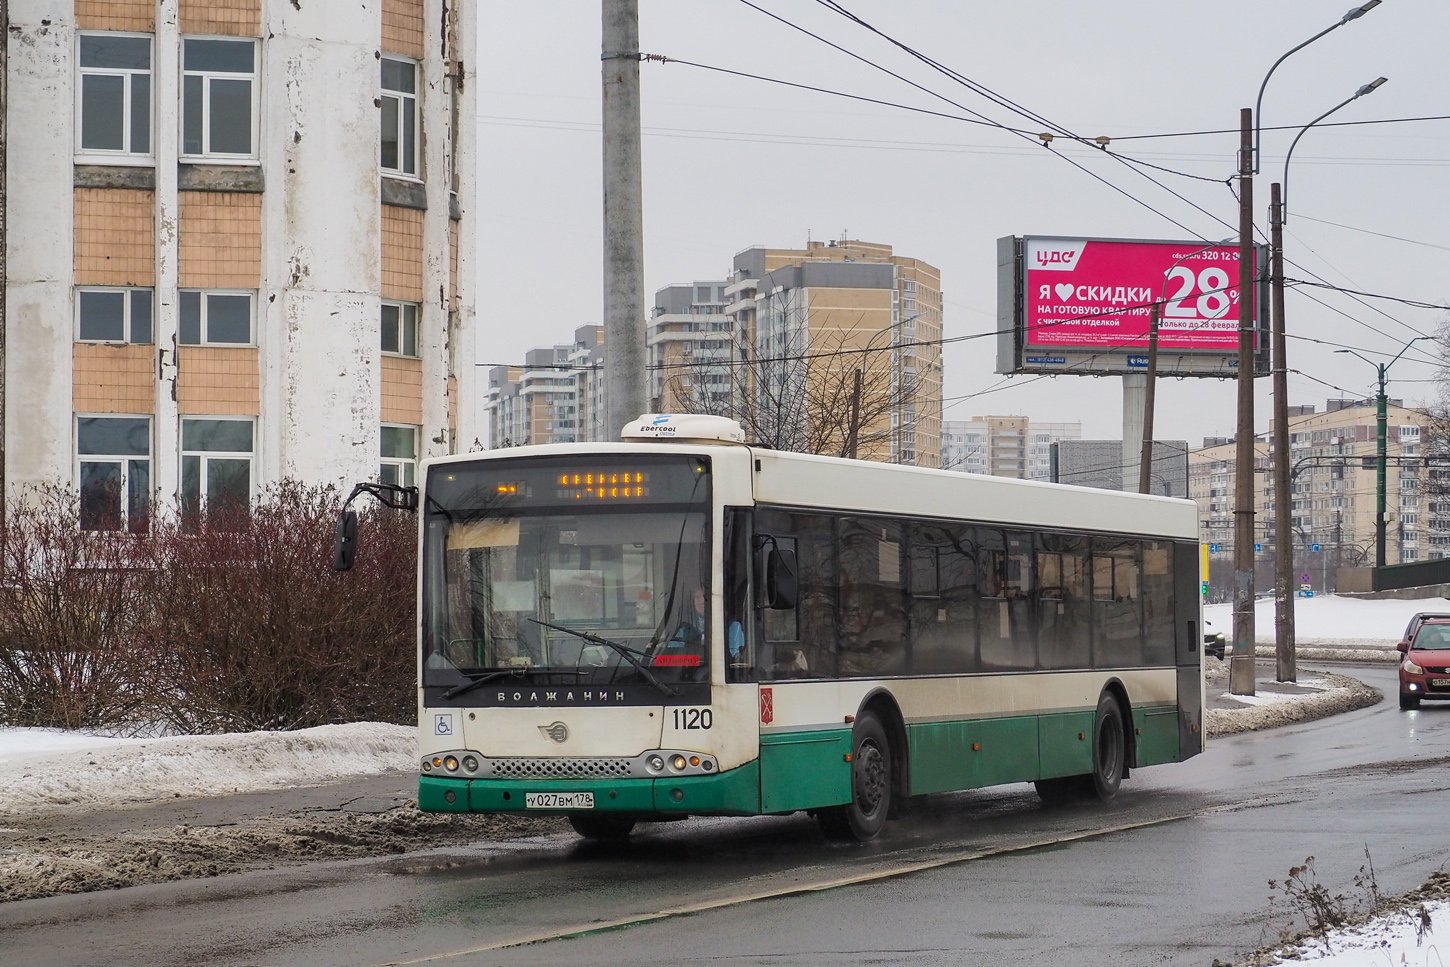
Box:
1055 283 1075 301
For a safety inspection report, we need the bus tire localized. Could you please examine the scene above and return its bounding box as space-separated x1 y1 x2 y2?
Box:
568 814 637 840
818 712 892 842
1088 691 1126 801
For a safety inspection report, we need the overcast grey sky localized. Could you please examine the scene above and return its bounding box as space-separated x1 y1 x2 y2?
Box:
476 0 1450 444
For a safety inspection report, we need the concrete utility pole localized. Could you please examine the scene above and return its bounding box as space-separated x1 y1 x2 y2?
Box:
1231 108 1257 697
601 0 646 439
1 0 8 513
1270 182 1293 683
1137 304 1160 495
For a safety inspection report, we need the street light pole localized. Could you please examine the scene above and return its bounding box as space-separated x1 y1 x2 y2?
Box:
1269 75 1386 683
1337 336 1432 569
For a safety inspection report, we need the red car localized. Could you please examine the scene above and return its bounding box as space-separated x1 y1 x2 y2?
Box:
1398 618 1450 710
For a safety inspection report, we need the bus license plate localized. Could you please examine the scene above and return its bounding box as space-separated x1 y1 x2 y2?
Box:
525 792 594 809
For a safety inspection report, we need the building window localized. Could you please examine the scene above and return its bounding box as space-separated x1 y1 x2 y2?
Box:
77 33 152 157
77 416 151 532
77 287 153 344
381 301 418 356
180 290 253 345
380 424 417 487
181 418 254 516
380 57 418 177
182 37 257 158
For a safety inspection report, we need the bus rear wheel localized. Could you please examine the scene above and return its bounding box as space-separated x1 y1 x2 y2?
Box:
568 814 637 840
818 712 892 842
1087 691 1126 801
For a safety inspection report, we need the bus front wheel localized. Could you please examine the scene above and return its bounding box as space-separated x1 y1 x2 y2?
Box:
1087 691 1126 801
568 814 637 840
818 712 892 842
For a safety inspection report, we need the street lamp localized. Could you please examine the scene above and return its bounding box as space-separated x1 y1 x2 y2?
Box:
1254 2 1383 173
1232 0 1382 697
1139 238 1235 494
1268 76 1387 684
1336 335 1433 568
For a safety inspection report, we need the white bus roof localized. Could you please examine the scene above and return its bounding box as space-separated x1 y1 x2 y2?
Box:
422 443 1198 541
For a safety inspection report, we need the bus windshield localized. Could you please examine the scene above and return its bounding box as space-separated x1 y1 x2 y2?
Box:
421 455 713 691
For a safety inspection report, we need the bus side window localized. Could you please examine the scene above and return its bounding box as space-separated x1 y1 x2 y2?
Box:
837 517 907 678
724 508 754 682
756 509 834 680
909 522 979 674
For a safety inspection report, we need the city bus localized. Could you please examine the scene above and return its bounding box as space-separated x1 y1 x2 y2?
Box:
346 414 1203 842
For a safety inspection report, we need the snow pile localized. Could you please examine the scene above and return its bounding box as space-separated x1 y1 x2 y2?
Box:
1205 595 1450 649
0 722 416 818
1284 900 1447 964
1205 666 1381 737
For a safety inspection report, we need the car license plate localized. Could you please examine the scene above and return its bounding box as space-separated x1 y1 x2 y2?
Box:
525 792 594 809
1432 679 1450 688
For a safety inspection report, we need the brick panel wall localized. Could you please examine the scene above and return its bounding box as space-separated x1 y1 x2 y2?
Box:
76 1 155 31
75 188 155 286
180 0 261 37
382 0 425 58
176 347 260 415
381 355 423 425
74 344 155 413
178 192 262 289
382 206 424 302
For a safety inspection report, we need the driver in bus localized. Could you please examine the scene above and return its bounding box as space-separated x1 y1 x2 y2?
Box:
657 587 744 674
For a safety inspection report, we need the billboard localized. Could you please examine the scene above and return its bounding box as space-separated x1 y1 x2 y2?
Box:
996 235 1270 377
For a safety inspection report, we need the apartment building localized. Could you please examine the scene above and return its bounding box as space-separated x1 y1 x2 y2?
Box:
484 325 602 448
648 280 734 415
6 0 476 522
1189 399 1439 590
726 239 943 467
942 417 1081 479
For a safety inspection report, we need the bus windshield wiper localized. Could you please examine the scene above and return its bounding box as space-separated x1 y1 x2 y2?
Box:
441 666 587 701
529 618 678 697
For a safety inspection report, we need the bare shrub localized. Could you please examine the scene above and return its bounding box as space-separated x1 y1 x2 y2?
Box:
0 486 153 729
138 482 416 732
0 481 417 733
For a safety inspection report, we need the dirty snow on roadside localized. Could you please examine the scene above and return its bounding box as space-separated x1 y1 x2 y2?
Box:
1246 892 1450 967
0 722 416 818
1205 594 1450 649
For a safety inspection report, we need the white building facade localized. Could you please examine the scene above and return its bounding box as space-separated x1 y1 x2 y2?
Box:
6 0 476 521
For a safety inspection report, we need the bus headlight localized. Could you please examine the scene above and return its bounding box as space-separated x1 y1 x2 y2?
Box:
670 754 688 772
646 755 665 773
444 755 460 772
462 756 479 773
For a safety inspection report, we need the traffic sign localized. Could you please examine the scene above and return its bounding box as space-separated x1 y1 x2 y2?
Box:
1298 590 1315 598
1301 572 1311 583
1311 543 1321 552
1209 543 1221 553
1254 543 1261 553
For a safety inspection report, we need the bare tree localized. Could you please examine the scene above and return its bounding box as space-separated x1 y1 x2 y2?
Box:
661 307 920 460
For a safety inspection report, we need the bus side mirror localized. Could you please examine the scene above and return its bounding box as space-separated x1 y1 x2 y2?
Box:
333 510 358 572
758 546 798 610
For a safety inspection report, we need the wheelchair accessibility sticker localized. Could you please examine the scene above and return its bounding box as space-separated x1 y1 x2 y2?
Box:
434 713 453 736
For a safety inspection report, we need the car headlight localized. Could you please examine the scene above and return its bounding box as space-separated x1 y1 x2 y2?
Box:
1405 659 1424 674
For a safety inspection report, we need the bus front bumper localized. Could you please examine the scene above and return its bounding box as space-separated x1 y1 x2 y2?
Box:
419 763 760 816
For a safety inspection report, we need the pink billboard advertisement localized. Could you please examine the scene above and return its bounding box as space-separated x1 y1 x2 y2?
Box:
1024 238 1257 352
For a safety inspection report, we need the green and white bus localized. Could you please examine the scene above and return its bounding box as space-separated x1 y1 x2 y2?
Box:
394 414 1203 842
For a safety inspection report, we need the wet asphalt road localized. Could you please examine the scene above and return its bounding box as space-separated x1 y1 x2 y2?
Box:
5 664 1450 967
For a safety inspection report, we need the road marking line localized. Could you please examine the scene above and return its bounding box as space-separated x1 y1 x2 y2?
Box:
373 812 1192 966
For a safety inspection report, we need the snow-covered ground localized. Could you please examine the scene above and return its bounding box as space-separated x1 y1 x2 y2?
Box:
1275 899 1448 965
0 722 415 817
1205 594 1450 648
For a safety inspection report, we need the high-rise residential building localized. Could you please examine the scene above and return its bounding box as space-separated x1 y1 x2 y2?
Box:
1189 398 1443 593
6 0 476 523
484 326 602 449
723 239 943 467
942 417 1081 479
648 280 733 415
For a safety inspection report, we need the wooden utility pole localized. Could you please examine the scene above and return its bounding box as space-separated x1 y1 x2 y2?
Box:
1231 108 1257 696
602 0 646 438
